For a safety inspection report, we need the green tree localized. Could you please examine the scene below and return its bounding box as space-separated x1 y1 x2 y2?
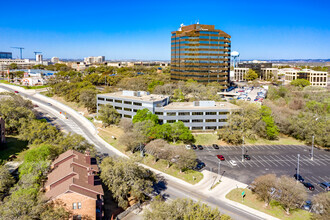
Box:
100 157 156 209
0 165 15 200
171 121 194 143
172 146 197 172
245 69 258 81
290 79 311 87
132 108 159 124
260 106 279 140
9 63 18 70
98 104 121 126
312 192 330 220
144 197 230 220
172 88 185 102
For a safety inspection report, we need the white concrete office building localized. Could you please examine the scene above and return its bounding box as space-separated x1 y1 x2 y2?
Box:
97 91 239 131
234 68 249 81
282 68 328 87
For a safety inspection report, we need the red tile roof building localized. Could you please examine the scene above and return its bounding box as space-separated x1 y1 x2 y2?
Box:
45 150 104 220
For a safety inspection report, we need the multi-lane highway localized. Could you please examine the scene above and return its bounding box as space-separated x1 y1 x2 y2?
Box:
0 84 272 220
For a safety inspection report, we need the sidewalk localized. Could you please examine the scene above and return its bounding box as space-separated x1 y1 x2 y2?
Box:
0 83 279 220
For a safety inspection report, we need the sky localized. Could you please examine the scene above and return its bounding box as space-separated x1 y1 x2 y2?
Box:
0 0 329 60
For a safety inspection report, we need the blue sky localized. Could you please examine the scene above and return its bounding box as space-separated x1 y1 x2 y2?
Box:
1 0 329 60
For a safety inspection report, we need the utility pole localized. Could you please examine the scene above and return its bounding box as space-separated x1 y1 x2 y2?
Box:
218 160 221 177
311 135 314 161
242 136 244 162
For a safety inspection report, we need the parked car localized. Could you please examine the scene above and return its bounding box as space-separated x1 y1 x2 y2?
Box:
293 174 304 182
254 98 259 101
243 154 251 160
14 91 19 93
229 160 237 166
303 200 312 211
303 182 315 191
195 162 206 170
217 155 225 161
247 97 251 101
191 145 197 150
212 144 219 149
47 103 52 106
33 104 39 107
197 145 204 150
319 182 330 191
185 145 191 150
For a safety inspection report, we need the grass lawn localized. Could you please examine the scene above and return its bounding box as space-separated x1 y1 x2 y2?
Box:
245 134 305 146
0 136 29 162
97 124 203 184
21 85 49 89
194 133 222 145
51 95 89 116
226 188 311 220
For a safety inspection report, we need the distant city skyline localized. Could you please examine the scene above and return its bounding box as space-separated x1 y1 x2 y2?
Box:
1 0 329 60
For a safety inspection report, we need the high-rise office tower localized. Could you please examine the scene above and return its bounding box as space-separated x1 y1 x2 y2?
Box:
171 24 231 85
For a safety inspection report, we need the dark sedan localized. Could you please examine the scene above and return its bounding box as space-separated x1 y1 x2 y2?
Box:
197 145 203 150
212 144 219 149
243 154 251 160
293 174 304 182
303 182 315 191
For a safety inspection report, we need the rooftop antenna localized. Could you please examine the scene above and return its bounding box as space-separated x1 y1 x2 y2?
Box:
11 47 25 59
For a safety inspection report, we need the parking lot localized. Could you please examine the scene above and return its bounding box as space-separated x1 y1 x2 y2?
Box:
195 144 330 195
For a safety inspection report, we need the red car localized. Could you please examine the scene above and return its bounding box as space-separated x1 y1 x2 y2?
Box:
217 155 225 161
14 91 19 93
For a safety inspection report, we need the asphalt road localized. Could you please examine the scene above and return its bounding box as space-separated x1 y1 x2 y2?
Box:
0 84 270 220
196 144 330 195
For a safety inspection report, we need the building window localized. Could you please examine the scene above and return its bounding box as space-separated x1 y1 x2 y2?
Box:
219 119 227 122
167 112 176 116
133 109 138 112
133 102 142 106
115 99 122 104
124 115 132 118
124 108 131 111
115 106 122 110
206 119 217 122
78 202 82 209
179 120 190 123
206 126 217 130
167 120 176 123
192 127 203 130
124 101 132 105
97 97 104 101
205 112 217 115
106 98 113 102
179 112 190 116
192 112 203 115
155 112 163 115
218 112 228 115
72 203 77 210
192 119 203 123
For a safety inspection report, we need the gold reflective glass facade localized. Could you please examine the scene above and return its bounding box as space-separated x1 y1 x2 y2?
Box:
171 24 231 85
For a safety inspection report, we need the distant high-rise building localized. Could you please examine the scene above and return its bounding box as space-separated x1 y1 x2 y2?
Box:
36 54 43 63
51 57 59 63
171 23 231 85
0 52 12 59
84 56 105 64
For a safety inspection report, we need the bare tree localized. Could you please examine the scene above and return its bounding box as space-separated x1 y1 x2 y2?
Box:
276 175 307 214
119 118 133 132
250 174 277 207
312 192 330 220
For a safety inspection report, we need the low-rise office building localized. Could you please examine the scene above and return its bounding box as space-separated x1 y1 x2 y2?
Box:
0 117 5 144
282 68 328 87
45 150 104 220
84 56 105 64
97 91 239 131
234 68 249 81
0 59 49 71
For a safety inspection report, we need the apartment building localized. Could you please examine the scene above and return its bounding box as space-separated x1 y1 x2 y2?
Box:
45 150 104 220
171 23 231 85
97 91 239 131
282 68 328 87
0 117 5 144
51 57 60 63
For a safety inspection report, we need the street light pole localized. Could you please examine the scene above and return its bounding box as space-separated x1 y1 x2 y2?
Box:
297 154 300 181
242 136 244 162
218 160 221 177
311 135 314 161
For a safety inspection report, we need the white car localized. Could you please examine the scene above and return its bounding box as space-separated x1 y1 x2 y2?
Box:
185 145 191 150
229 160 237 166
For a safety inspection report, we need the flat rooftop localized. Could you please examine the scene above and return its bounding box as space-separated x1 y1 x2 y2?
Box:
163 101 239 110
99 91 169 102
